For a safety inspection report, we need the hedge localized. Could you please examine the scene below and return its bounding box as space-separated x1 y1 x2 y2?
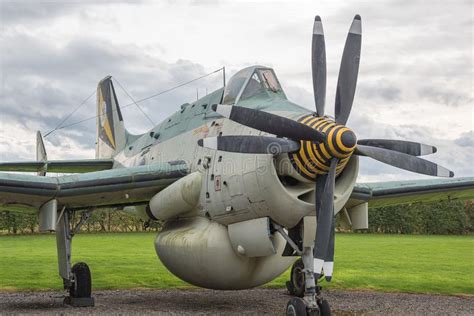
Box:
1 201 472 235
366 200 472 235
0 209 161 235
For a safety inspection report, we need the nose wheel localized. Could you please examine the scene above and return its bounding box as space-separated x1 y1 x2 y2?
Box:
286 297 310 316
286 296 331 316
285 257 332 316
286 258 305 297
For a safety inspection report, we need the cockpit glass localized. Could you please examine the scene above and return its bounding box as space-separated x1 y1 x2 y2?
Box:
222 67 284 105
259 69 281 92
240 73 265 101
222 67 254 104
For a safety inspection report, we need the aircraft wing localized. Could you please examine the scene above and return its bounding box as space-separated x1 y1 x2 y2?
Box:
0 161 188 213
350 177 474 208
0 159 114 173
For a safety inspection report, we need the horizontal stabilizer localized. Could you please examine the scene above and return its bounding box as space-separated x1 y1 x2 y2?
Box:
0 159 114 173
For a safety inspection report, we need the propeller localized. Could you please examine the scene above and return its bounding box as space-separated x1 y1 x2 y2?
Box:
197 136 300 155
313 15 361 279
324 214 336 282
335 15 362 125
197 14 454 282
355 145 453 177
313 158 337 280
357 139 437 156
312 15 327 116
212 104 325 142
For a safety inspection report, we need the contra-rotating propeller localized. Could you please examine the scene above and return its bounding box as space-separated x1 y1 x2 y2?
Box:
198 14 454 282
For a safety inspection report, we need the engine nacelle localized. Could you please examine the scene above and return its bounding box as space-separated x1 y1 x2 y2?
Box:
148 172 202 221
155 216 294 290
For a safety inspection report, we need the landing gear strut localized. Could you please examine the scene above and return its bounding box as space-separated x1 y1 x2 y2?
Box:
56 209 94 307
274 222 331 315
285 250 332 316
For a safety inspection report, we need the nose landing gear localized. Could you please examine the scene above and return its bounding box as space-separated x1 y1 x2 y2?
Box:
286 258 306 297
271 221 333 315
285 257 332 316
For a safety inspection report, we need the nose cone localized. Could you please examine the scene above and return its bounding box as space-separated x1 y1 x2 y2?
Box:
328 126 357 158
340 129 357 150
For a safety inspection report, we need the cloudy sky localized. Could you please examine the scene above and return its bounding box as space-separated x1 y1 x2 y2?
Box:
0 0 472 182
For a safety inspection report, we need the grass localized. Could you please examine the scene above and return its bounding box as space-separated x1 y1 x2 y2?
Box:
0 232 472 295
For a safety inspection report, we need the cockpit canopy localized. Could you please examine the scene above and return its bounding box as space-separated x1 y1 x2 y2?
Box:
222 66 286 105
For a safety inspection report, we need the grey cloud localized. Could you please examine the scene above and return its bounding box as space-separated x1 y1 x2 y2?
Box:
264 21 306 46
0 1 79 24
0 0 148 25
1 0 472 180
333 0 472 28
454 131 473 147
345 110 474 178
0 31 222 157
417 86 472 108
184 0 223 5
357 79 401 102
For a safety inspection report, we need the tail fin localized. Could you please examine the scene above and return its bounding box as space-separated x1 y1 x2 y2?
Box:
36 131 47 176
96 76 127 158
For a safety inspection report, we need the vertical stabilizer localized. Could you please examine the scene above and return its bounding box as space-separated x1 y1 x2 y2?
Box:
36 131 47 176
96 76 127 159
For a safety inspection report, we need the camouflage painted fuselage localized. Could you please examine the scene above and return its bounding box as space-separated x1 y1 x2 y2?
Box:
105 66 359 289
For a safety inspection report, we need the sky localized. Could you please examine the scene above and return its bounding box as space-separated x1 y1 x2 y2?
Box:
0 0 472 182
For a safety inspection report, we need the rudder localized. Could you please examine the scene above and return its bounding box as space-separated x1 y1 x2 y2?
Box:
96 76 127 159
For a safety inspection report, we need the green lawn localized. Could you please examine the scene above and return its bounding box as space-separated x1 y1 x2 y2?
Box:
0 233 472 295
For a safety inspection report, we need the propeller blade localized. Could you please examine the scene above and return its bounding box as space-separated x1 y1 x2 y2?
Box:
316 169 335 282
323 215 335 282
212 104 326 142
197 135 300 155
355 145 454 177
357 139 437 156
312 15 327 116
335 15 362 125
314 158 337 279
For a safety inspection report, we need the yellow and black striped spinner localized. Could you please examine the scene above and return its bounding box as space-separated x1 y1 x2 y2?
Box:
289 114 356 181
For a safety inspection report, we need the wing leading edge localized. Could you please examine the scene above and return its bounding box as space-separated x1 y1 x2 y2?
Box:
0 159 115 173
350 177 474 208
0 161 188 213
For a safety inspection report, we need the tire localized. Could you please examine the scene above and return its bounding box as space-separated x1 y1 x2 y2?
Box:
290 258 306 297
286 281 295 294
318 299 331 316
70 262 91 298
286 297 308 316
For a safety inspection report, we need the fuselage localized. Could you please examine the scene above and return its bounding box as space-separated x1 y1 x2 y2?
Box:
105 67 359 290
113 67 358 228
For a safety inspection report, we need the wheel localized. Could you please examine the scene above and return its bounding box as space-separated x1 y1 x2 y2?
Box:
286 281 295 294
286 297 308 316
70 262 91 298
318 299 331 316
290 258 305 297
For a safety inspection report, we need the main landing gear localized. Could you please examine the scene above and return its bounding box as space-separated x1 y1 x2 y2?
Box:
56 209 94 307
